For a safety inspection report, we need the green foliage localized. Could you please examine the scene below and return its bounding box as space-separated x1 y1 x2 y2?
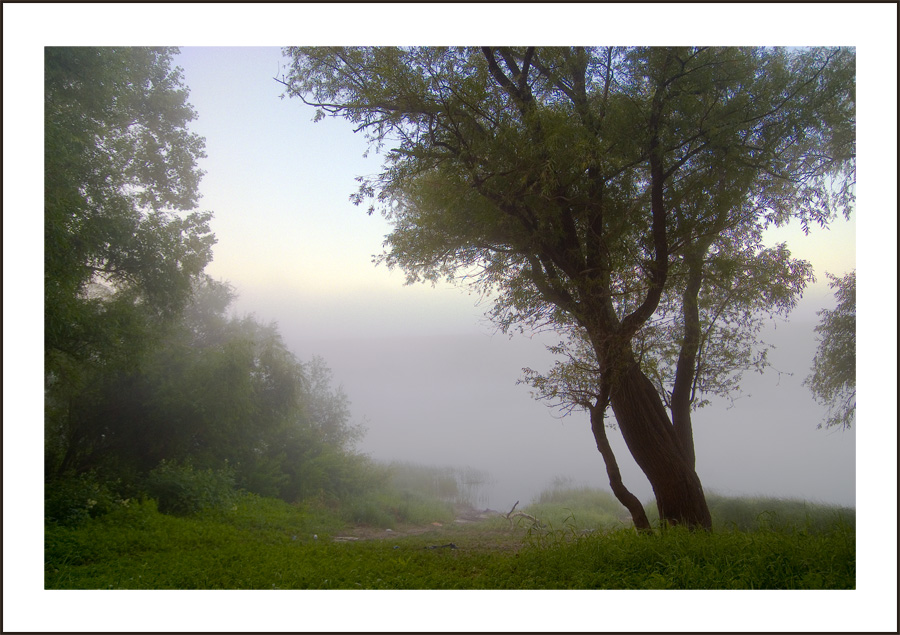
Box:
283 46 854 320
331 461 493 530
639 491 855 533
520 484 855 537
524 485 631 532
45 47 215 369
144 460 237 516
806 270 856 430
44 47 216 481
44 472 127 527
285 447 379 503
199 491 346 537
640 239 816 409
705 492 855 533
333 462 472 528
516 521 856 590
302 356 365 451
343 498 399 529
46 273 370 512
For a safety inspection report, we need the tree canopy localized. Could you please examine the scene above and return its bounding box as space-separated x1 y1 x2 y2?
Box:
282 46 855 529
45 47 215 373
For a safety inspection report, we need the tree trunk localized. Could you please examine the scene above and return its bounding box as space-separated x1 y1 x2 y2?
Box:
606 354 712 530
670 240 710 470
588 402 652 531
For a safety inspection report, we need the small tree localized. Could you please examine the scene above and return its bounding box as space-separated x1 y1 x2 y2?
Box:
806 270 856 430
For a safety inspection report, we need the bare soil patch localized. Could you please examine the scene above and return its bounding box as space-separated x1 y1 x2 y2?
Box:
331 505 524 550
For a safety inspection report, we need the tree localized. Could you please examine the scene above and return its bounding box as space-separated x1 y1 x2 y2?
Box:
806 270 856 430
281 46 855 529
45 47 216 476
519 226 815 528
303 355 365 451
45 47 215 372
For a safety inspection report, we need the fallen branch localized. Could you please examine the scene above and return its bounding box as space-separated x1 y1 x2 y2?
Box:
505 500 542 529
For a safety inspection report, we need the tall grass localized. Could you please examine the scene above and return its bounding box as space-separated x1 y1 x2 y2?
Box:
521 483 855 534
704 491 855 532
523 486 630 532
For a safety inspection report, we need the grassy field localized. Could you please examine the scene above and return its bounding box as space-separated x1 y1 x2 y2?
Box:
45 480 855 590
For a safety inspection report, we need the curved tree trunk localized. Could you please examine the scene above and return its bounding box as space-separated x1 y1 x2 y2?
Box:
588 402 652 531
605 352 712 530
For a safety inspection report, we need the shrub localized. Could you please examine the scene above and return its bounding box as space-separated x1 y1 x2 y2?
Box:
45 473 124 527
144 460 237 516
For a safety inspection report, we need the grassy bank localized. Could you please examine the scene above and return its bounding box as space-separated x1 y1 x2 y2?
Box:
45 480 855 590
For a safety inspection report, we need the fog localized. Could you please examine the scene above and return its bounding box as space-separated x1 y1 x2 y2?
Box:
250 282 856 513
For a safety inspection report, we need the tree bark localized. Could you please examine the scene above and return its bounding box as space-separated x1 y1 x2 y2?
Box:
588 402 652 531
605 349 712 530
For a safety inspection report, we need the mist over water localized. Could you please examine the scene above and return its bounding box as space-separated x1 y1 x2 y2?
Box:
278 286 856 513
292 332 569 511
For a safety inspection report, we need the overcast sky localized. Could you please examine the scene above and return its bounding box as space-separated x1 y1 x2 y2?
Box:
5 4 898 633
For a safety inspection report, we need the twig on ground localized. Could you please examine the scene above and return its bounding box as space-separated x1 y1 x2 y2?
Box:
506 500 542 529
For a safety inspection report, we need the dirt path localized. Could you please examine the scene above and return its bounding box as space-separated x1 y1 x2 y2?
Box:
331 506 511 545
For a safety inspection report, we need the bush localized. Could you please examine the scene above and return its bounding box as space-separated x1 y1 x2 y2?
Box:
45 473 124 527
144 460 237 516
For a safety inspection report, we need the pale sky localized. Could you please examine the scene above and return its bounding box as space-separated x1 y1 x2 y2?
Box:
4 4 897 633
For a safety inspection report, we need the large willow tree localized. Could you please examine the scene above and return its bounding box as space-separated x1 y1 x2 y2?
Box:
282 47 855 529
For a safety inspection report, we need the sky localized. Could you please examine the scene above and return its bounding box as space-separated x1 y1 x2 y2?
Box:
4 4 898 633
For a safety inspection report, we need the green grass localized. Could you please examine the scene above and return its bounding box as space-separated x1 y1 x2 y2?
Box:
520 484 856 534
45 487 855 590
521 486 632 532
704 491 856 532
